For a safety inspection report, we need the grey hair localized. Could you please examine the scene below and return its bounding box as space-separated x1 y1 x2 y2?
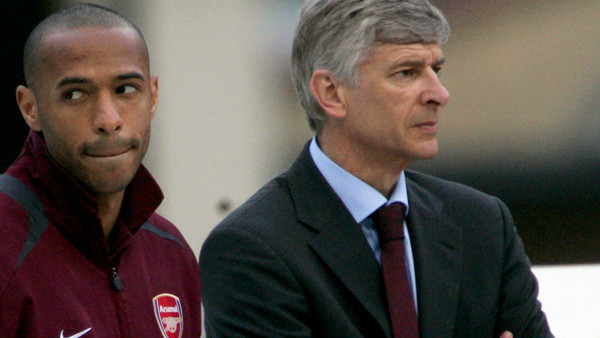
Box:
23 3 149 91
291 0 450 132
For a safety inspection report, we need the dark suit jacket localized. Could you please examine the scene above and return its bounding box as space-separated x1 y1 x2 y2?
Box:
200 144 552 337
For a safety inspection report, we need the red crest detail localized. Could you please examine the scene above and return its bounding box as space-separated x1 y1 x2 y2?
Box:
153 293 184 338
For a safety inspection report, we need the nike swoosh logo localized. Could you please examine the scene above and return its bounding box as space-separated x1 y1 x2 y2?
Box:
59 328 92 338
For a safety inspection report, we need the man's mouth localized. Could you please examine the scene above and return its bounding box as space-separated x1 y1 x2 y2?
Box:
415 120 438 133
85 147 132 157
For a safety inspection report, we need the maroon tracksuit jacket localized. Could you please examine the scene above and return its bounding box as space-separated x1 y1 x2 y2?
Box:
0 131 202 337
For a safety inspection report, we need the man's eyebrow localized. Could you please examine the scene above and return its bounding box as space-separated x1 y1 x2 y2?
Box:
390 59 425 69
55 72 145 90
115 72 145 81
56 77 91 89
390 57 446 70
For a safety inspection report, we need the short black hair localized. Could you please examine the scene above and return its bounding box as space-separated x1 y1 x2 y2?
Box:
23 3 149 90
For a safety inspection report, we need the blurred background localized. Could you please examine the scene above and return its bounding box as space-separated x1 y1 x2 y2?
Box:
2 1 599 335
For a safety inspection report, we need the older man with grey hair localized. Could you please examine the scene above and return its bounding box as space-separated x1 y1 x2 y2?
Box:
200 0 552 337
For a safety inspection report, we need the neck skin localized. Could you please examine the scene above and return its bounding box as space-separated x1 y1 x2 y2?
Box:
317 128 410 198
97 191 125 240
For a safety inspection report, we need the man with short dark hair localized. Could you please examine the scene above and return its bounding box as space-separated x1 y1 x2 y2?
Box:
0 4 201 337
200 0 552 337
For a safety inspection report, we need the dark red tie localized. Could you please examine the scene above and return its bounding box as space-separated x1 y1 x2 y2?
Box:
373 202 419 338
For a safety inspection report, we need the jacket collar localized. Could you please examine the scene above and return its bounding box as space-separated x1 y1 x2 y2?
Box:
405 172 463 337
287 143 392 336
8 131 163 268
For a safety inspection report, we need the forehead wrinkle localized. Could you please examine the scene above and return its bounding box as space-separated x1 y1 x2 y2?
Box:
387 46 444 68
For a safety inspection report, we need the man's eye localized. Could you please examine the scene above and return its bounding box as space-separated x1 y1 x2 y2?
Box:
117 85 137 94
65 90 83 100
433 67 442 77
394 69 416 78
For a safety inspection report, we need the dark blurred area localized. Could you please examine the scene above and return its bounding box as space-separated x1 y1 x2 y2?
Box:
1 2 54 172
412 161 600 265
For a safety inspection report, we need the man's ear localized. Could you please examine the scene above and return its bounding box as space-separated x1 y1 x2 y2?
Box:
149 75 159 120
309 70 348 120
16 85 42 131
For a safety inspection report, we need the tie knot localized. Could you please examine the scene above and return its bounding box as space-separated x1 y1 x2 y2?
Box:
373 202 406 243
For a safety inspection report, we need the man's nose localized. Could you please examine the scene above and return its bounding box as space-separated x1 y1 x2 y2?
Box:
92 92 123 134
421 71 450 107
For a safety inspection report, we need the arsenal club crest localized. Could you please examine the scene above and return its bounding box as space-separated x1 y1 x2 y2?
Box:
153 293 184 338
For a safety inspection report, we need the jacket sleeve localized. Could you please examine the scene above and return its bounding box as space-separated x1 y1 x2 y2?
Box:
494 198 554 337
200 225 312 338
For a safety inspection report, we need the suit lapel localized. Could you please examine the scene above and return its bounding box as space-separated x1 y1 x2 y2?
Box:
406 175 463 337
287 144 392 336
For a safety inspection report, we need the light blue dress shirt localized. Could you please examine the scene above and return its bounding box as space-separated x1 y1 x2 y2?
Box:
309 137 418 310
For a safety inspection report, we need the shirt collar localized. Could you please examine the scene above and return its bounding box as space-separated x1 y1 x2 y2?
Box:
309 136 409 224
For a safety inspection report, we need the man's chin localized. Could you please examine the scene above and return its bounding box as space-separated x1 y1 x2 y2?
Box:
88 180 130 197
412 144 438 161
80 169 138 197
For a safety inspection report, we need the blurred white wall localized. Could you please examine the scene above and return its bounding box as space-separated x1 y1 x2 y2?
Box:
135 1 310 256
